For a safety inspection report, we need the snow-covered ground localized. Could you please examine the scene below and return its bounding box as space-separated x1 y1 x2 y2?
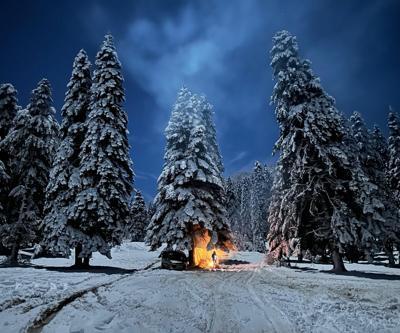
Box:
1 243 399 333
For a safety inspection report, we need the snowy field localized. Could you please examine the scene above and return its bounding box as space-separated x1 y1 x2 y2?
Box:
1 243 399 333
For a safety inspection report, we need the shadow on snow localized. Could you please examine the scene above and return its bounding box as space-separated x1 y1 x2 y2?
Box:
292 266 400 281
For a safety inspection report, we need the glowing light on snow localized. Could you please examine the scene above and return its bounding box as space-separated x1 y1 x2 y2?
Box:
192 227 235 269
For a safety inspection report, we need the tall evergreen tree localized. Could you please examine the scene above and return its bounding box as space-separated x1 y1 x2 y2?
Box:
388 112 400 203
239 175 252 234
0 79 59 264
127 190 148 242
387 112 400 263
236 173 252 249
147 202 156 223
42 50 92 266
350 112 397 265
68 34 134 261
266 31 384 272
200 96 224 174
371 125 389 163
225 177 244 248
0 160 8 225
249 162 273 252
0 84 19 232
224 164 273 252
146 88 232 266
0 83 18 140
372 125 399 265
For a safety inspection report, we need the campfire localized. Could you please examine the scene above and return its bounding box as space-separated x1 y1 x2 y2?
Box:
192 227 235 269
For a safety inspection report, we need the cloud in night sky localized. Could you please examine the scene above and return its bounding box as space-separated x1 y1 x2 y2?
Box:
119 1 264 119
1 0 399 199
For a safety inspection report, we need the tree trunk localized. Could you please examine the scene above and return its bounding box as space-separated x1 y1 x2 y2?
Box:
74 245 83 267
331 249 346 273
298 252 303 263
188 226 196 268
279 257 291 267
387 250 395 267
82 257 90 268
7 243 19 266
384 242 395 267
188 249 195 267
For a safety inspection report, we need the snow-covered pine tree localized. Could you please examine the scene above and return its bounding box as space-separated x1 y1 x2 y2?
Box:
387 112 400 263
350 112 397 265
0 84 19 232
127 190 148 241
266 31 384 272
371 125 389 164
388 112 400 204
0 79 59 264
225 164 273 252
69 34 134 261
42 50 92 266
372 125 400 265
239 174 252 243
226 173 252 250
266 167 289 265
0 155 9 249
147 201 156 221
200 96 224 174
146 88 232 266
225 177 244 249
249 161 273 252
0 83 19 140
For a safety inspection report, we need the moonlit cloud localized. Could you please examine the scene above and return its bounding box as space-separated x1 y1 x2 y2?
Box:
118 0 267 131
2 0 398 199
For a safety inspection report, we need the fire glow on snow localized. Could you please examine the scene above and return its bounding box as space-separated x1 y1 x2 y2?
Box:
192 228 235 269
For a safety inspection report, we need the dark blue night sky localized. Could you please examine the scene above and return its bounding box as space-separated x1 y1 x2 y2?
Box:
1 0 399 200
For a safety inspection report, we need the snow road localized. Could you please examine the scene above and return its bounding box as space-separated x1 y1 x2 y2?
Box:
1 243 400 333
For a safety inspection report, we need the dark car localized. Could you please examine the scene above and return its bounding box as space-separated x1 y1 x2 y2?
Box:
160 250 188 270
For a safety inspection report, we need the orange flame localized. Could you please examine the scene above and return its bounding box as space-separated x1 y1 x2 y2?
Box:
192 228 235 269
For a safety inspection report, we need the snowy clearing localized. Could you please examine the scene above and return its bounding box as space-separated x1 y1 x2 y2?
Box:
1 243 399 333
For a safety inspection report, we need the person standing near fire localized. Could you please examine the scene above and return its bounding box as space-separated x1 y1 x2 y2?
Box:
211 250 218 269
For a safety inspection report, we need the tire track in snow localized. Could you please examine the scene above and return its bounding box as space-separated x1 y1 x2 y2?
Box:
0 297 26 311
24 260 160 333
206 266 258 333
206 263 294 333
243 262 294 333
0 273 96 314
